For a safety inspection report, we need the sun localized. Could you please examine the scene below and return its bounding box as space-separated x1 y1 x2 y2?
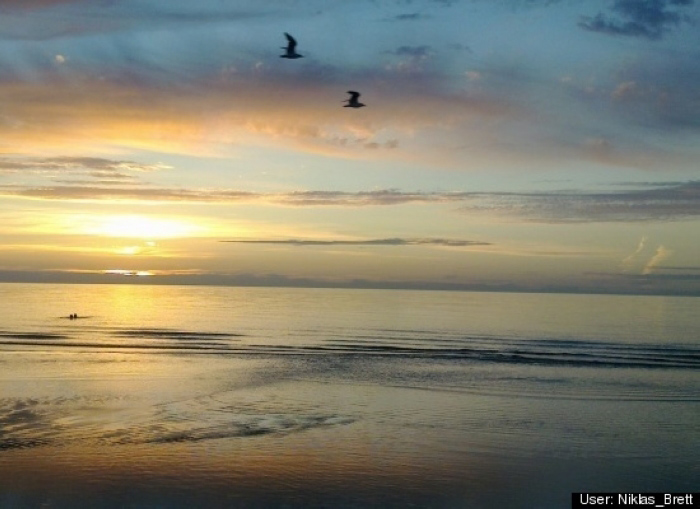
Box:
87 215 201 239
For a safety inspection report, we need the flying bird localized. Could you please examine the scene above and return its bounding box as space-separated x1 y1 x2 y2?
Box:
344 91 366 108
280 32 303 59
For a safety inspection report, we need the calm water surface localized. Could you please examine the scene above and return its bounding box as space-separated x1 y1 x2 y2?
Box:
0 284 698 508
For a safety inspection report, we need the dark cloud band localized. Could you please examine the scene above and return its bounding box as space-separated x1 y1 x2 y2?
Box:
221 238 489 247
2 181 698 223
579 0 695 39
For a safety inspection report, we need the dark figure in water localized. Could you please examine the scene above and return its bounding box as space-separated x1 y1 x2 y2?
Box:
69 313 78 320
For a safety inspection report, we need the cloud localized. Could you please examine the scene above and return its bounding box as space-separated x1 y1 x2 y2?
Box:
582 271 700 296
611 81 639 101
579 0 696 40
0 186 478 205
0 156 169 186
603 55 700 133
653 265 700 271
458 181 700 223
50 178 144 186
621 237 647 267
642 245 673 275
618 237 682 278
221 238 490 247
383 45 435 74
449 43 473 53
548 45 700 140
387 46 433 59
0 1 270 40
2 181 699 224
0 156 168 174
382 13 431 22
621 236 648 270
0 0 82 9
464 71 482 81
274 190 467 206
0 67 516 161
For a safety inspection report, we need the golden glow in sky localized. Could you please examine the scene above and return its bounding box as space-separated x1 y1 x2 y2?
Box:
83 215 204 240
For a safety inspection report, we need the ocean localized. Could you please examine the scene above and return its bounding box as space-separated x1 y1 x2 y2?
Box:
0 283 698 508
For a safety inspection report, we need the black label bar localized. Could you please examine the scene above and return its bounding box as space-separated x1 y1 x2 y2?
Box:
573 494 698 508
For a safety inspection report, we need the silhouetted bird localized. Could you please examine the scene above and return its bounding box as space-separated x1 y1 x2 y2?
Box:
280 33 303 59
344 91 366 108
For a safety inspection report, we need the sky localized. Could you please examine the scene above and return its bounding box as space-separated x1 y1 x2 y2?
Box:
0 0 699 295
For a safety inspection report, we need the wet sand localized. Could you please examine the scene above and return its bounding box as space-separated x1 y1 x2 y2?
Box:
2 350 698 508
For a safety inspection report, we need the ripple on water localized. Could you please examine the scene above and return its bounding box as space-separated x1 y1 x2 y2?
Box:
0 393 356 449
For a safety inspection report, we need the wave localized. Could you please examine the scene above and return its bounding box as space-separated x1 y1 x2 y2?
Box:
0 332 69 340
0 327 244 352
113 328 244 340
0 325 697 370
243 338 699 369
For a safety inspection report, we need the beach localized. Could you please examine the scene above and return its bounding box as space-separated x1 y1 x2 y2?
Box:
1 284 698 508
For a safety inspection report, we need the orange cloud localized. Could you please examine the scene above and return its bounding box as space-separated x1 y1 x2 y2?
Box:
0 71 517 162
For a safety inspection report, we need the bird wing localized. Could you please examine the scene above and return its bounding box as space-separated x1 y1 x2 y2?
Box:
347 91 361 100
284 32 297 50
